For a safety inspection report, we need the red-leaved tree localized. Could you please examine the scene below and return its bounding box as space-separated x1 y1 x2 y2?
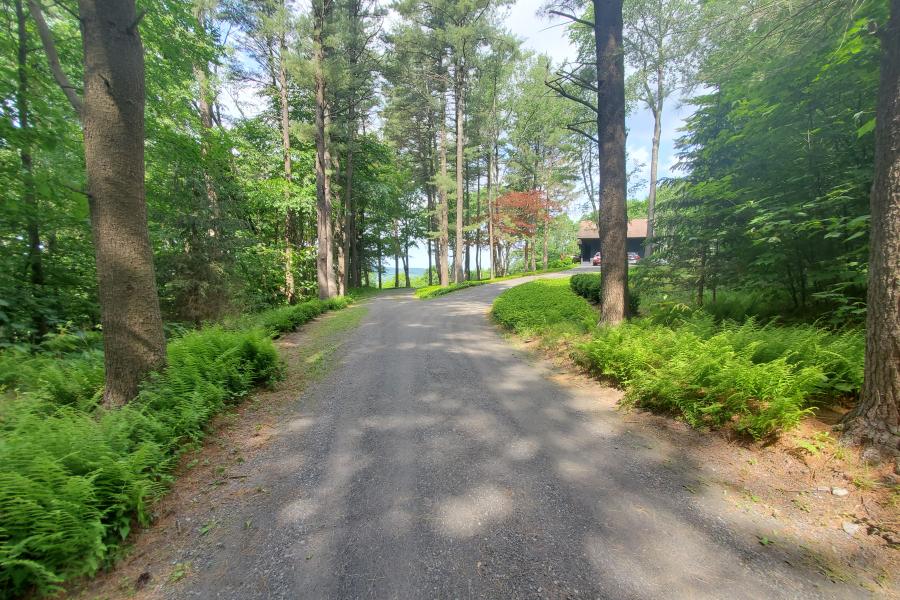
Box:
493 190 560 275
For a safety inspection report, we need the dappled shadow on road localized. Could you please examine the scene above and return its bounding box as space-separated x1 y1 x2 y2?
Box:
172 281 868 600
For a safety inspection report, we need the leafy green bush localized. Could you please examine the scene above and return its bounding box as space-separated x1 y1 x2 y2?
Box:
548 257 577 269
252 297 349 336
570 273 640 315
492 279 595 336
570 273 601 302
0 297 351 597
577 315 864 438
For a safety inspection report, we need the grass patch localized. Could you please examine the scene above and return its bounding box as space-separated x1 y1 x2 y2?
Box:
416 279 487 299
0 297 353 597
416 266 573 299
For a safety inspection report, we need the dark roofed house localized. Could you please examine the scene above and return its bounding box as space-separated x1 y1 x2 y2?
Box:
577 219 648 262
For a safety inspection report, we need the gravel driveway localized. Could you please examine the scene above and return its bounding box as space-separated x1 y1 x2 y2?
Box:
171 273 865 599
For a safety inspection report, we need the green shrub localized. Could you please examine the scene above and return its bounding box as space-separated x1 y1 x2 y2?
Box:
0 296 352 597
570 273 601 302
548 257 577 269
577 314 864 439
39 330 103 355
492 279 595 336
228 297 349 336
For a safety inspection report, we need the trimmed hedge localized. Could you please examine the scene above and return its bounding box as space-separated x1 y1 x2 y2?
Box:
492 278 595 335
570 273 640 315
0 297 349 597
570 273 601 302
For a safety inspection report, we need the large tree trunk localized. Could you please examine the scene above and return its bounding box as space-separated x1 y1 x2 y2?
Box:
78 0 166 407
277 30 297 304
342 0 361 294
843 0 900 460
343 119 355 293
15 0 47 340
334 214 345 295
453 63 465 284
313 0 337 299
488 144 497 279
438 96 450 286
594 0 628 325
475 157 481 280
464 155 471 280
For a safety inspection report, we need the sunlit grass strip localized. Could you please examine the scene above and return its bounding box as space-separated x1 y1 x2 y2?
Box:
415 265 573 299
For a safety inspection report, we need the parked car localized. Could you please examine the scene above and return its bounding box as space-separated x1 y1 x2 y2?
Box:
628 252 641 264
591 252 602 266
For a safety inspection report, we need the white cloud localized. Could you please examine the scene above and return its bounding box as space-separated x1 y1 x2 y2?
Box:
506 0 578 63
629 145 650 167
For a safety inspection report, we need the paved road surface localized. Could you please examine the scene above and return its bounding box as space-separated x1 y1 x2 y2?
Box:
172 272 864 599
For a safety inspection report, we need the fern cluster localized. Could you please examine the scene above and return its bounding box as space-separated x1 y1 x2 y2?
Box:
0 297 350 597
578 314 863 438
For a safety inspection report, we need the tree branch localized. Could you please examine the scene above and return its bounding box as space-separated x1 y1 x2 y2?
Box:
567 124 598 144
545 76 598 114
28 0 82 118
548 9 594 28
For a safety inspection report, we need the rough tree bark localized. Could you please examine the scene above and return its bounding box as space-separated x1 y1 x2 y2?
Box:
453 61 466 284
313 0 337 299
438 88 450 286
475 157 482 280
594 0 628 325
394 220 400 288
842 0 900 461
277 28 297 303
343 109 356 293
78 0 167 406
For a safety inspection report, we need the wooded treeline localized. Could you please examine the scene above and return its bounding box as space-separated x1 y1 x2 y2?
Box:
1 0 585 400
1 0 897 470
